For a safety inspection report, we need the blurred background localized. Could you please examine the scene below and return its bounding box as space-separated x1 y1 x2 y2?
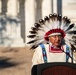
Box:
0 0 76 75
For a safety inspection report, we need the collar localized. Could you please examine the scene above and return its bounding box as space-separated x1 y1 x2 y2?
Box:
49 44 64 53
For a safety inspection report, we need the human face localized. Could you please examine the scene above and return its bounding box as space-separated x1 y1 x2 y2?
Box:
49 35 62 47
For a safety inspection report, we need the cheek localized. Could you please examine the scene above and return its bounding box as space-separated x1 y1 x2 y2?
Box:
49 38 55 43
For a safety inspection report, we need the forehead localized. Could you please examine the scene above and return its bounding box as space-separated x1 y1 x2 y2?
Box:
49 35 62 38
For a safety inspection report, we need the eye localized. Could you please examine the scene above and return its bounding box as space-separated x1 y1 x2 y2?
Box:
58 35 62 38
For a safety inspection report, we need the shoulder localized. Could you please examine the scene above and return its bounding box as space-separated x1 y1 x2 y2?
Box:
62 44 71 52
40 43 49 48
34 44 49 53
65 44 71 49
34 44 43 55
63 44 70 48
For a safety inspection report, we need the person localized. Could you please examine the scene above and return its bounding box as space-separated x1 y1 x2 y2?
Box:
27 13 76 66
32 32 72 66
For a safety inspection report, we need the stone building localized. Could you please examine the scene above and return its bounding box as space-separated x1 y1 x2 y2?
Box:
0 0 76 47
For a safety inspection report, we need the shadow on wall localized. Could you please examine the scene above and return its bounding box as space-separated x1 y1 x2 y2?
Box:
0 15 20 46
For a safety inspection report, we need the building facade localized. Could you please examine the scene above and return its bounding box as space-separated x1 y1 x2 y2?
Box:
0 0 76 47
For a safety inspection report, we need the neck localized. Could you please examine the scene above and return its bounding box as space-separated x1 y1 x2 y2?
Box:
49 43 61 49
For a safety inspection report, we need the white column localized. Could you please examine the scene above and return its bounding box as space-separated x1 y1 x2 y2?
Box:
53 0 57 13
62 0 76 23
6 0 18 46
6 0 18 16
5 0 24 47
25 0 36 45
0 0 1 13
42 0 52 18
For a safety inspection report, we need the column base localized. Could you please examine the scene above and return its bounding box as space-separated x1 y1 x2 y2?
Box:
0 37 25 47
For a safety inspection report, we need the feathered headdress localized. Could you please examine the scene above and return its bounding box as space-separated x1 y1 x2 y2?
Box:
27 13 76 51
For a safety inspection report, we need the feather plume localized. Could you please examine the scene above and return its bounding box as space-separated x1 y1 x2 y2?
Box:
67 30 76 34
31 27 40 31
57 14 62 21
61 17 71 30
27 13 76 50
27 40 37 44
27 35 36 38
44 16 49 21
65 23 75 31
39 19 44 24
34 23 41 28
30 45 38 50
70 43 76 52
29 31 37 34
